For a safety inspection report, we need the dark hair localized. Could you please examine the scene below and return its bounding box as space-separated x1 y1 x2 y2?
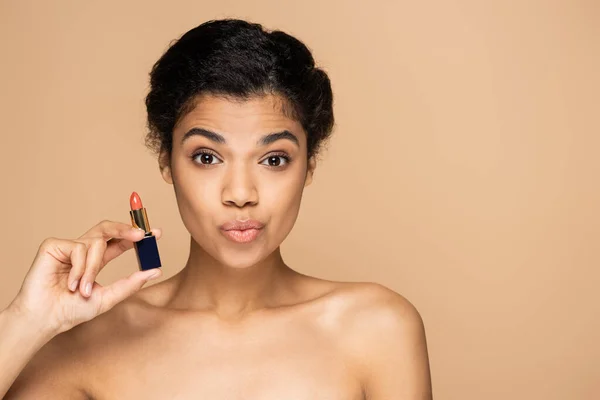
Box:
144 19 334 162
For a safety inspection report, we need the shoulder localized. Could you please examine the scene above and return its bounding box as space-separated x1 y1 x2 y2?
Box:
322 281 425 331
356 282 424 328
309 280 427 349
344 282 429 366
6 294 157 399
326 282 432 398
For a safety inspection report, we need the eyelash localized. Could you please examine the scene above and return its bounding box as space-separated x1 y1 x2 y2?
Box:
190 149 292 169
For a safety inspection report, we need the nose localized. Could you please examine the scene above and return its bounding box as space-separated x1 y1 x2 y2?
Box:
221 163 258 208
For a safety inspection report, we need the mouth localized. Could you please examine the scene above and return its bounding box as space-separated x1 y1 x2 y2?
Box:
219 219 265 244
220 228 262 243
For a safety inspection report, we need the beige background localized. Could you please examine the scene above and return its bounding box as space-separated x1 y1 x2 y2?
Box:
1 0 599 398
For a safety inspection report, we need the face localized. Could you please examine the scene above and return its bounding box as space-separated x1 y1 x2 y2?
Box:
159 93 316 269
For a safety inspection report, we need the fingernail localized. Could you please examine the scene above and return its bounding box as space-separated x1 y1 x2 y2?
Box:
69 279 79 291
85 282 92 296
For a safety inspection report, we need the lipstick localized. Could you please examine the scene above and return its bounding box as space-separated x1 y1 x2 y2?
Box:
129 191 162 271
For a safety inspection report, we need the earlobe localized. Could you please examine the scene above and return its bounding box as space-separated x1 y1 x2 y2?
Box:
159 151 173 185
161 166 173 185
304 156 316 187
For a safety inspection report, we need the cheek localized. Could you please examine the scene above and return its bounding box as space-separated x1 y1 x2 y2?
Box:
171 167 221 233
259 172 306 230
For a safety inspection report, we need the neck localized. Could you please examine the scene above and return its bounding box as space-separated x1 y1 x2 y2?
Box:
167 236 296 318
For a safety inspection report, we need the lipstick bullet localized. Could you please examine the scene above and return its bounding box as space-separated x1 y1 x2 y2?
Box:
129 191 162 271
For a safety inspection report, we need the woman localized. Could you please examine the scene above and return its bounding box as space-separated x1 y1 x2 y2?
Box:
1 19 432 399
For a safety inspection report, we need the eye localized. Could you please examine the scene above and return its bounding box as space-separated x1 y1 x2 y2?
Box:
190 150 292 169
191 150 222 166
260 153 291 168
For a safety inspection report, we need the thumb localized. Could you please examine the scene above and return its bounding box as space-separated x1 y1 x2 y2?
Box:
95 268 162 314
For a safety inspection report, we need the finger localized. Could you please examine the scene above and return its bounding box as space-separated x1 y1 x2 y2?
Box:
69 242 88 292
38 238 88 287
103 228 162 265
78 220 142 241
95 268 163 314
78 238 107 298
71 227 162 295
66 242 88 292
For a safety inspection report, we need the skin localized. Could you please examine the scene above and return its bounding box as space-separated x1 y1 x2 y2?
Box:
5 94 432 399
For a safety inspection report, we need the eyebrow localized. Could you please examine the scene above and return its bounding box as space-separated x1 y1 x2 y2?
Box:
181 127 300 148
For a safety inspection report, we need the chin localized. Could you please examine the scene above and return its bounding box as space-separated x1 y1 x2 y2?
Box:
217 251 268 270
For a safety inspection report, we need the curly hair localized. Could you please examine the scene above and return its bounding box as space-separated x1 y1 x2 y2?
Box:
144 19 334 162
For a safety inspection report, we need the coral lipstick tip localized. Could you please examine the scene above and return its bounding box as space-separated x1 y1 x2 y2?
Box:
130 192 143 210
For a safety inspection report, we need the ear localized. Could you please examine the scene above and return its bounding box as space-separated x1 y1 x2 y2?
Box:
304 156 317 187
159 149 173 185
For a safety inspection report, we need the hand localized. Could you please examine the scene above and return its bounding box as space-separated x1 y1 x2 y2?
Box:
9 220 163 336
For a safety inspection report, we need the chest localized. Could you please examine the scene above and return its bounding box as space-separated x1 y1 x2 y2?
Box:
85 316 364 400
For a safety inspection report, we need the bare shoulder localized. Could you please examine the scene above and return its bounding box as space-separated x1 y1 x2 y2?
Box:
5 323 89 399
5 315 101 399
299 278 427 346
317 280 425 330
352 282 423 327
323 281 432 398
6 292 157 399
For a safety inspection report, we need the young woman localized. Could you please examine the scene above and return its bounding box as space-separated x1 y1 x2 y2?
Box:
1 19 433 399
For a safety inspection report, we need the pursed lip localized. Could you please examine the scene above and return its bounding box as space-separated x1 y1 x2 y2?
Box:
220 219 265 231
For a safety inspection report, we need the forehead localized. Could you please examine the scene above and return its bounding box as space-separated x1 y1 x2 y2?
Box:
173 93 305 144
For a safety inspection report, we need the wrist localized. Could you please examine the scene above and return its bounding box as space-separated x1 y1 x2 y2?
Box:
5 298 61 340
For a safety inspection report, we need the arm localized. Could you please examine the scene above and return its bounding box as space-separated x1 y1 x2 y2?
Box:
1 303 87 399
347 284 433 399
366 302 433 399
0 303 56 398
